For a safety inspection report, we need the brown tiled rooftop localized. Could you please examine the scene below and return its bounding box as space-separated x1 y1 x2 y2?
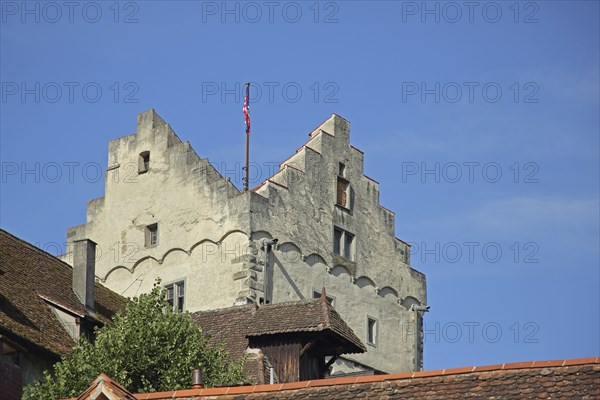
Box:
75 374 136 400
191 304 256 361
66 357 599 400
247 298 366 353
0 229 126 356
192 297 366 359
191 297 365 384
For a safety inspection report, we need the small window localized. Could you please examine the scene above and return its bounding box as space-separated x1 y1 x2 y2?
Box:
338 162 346 177
335 163 354 211
139 151 150 173
367 317 377 346
333 228 343 255
336 178 349 208
313 290 335 306
165 281 185 312
344 232 354 260
145 223 158 247
333 226 355 261
166 286 174 306
177 283 184 311
336 162 351 209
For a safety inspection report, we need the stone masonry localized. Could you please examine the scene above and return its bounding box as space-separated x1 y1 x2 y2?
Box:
61 109 427 374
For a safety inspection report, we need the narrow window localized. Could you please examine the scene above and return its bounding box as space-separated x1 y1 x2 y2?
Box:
344 232 354 260
176 282 185 312
333 227 355 261
164 281 185 312
139 151 150 173
145 223 158 247
336 162 351 209
333 228 343 256
166 285 174 308
367 317 377 346
336 178 349 207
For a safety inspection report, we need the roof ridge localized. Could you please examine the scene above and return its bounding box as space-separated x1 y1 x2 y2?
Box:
324 304 366 352
127 356 600 399
191 303 257 316
75 373 137 400
321 295 332 328
254 298 320 308
1 228 126 357
0 228 75 271
0 229 127 303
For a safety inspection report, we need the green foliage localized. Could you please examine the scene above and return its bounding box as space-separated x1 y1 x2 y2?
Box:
23 281 245 399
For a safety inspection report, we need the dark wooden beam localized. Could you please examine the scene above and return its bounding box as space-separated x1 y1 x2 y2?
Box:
299 340 316 357
324 355 338 369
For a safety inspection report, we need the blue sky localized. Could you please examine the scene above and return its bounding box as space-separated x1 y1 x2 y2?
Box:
1 1 598 370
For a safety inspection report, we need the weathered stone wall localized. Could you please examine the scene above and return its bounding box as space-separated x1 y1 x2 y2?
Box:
62 110 254 310
62 110 426 374
248 115 426 373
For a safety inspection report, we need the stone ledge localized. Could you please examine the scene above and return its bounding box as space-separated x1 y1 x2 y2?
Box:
232 270 257 281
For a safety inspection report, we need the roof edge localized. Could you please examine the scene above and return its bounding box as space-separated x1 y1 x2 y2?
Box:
128 356 599 399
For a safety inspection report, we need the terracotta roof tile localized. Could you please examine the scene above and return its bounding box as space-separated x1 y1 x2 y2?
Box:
191 298 366 360
110 357 600 400
0 229 126 357
76 374 137 400
191 304 266 383
191 304 256 361
191 298 364 384
246 298 366 353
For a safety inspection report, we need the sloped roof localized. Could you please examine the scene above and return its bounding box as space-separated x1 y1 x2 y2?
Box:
75 374 136 400
65 357 600 400
191 297 366 359
0 229 126 357
248 298 366 353
191 304 265 384
192 304 256 361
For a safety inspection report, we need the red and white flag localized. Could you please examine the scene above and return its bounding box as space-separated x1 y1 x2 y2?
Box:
243 84 250 135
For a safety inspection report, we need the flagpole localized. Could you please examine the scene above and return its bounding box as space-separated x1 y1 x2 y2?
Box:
244 82 250 192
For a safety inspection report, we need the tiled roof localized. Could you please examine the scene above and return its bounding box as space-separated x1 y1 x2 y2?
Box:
191 297 366 359
191 304 264 383
248 298 366 353
0 229 126 357
191 304 256 361
66 357 600 400
75 374 136 400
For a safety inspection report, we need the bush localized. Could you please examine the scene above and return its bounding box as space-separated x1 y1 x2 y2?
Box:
23 281 245 399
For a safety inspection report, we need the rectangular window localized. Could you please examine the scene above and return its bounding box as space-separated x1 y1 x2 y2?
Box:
145 223 158 247
313 290 335 306
333 227 355 261
344 232 354 260
166 286 174 307
336 178 349 207
333 228 343 255
367 317 377 346
336 162 351 209
139 151 150 173
165 281 185 312
177 283 184 312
